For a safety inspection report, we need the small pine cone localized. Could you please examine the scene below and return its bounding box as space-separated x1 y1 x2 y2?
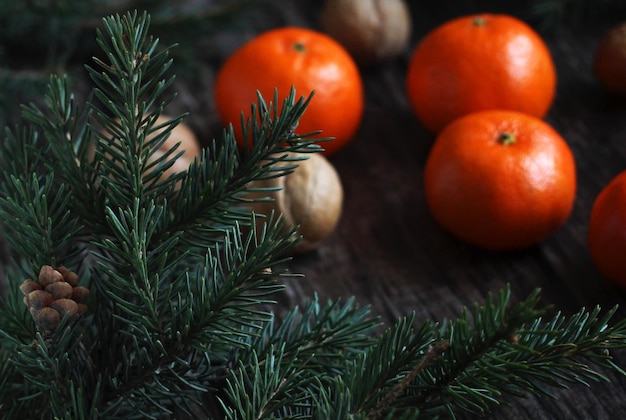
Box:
22 265 89 338
38 265 63 287
46 281 74 300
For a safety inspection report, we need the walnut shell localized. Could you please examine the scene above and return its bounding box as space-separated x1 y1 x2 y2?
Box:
93 115 201 187
320 0 412 66
248 152 343 253
145 115 201 181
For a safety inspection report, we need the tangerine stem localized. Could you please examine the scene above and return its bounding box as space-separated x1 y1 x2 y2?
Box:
498 132 516 146
473 16 488 26
293 42 306 53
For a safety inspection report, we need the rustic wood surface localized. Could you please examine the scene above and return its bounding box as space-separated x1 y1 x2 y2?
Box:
4 0 626 418
230 1 626 418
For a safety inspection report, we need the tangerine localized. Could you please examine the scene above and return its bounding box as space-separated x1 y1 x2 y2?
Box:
406 14 557 134
593 22 626 96
214 27 364 156
588 170 626 287
423 110 576 251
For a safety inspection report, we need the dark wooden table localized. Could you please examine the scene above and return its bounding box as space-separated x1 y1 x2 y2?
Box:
203 0 626 418
4 0 626 418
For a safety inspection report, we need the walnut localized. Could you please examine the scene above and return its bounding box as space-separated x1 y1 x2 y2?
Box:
320 0 412 66
92 114 201 188
248 152 343 253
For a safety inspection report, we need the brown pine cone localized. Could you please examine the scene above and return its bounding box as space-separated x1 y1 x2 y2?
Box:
21 265 90 338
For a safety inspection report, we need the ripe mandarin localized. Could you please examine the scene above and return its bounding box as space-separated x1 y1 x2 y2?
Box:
214 27 364 156
588 170 626 287
406 14 557 133
593 22 626 96
424 110 576 251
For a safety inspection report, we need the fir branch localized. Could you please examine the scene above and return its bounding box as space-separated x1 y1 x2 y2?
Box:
0 172 83 270
214 286 626 418
220 344 322 420
0 125 45 199
169 88 323 253
397 289 626 418
0 264 37 344
1 10 319 418
2 317 96 419
0 350 21 419
368 339 451 419
87 11 177 206
20 75 98 223
218 295 381 419
309 313 445 419
90 218 297 419
245 293 380 368
309 375 356 420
